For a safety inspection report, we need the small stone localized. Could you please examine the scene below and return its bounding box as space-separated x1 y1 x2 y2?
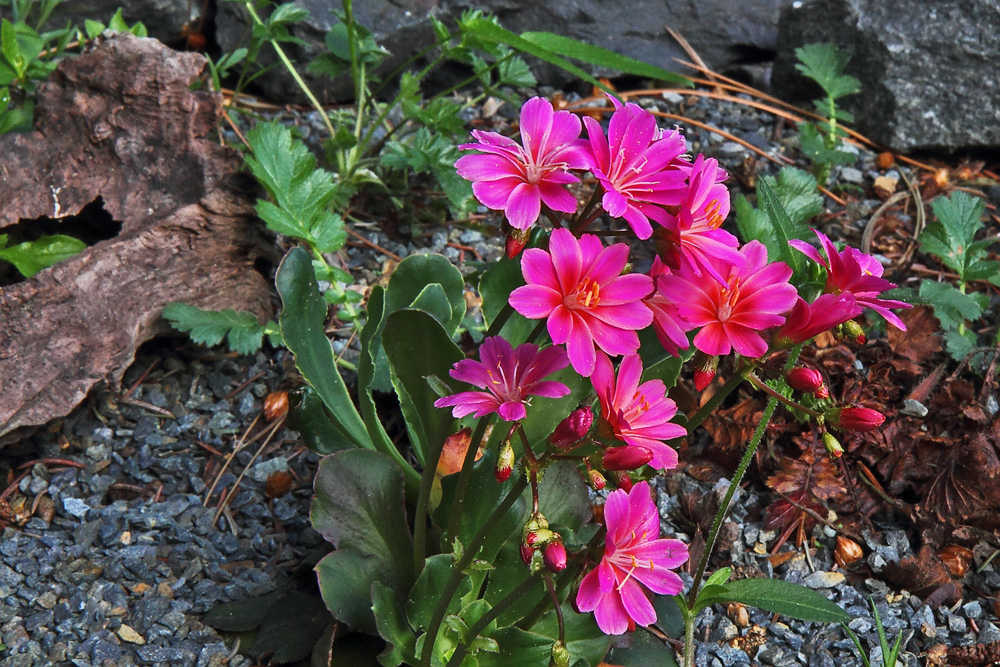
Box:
947 613 967 634
35 591 58 609
157 582 174 598
62 497 90 519
840 167 864 184
249 456 288 483
900 399 928 417
117 624 145 645
963 600 983 619
803 571 845 589
662 91 684 104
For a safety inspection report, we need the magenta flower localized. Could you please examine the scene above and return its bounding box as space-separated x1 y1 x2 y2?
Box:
654 154 745 283
772 293 861 348
789 230 910 330
434 336 570 422
592 352 685 470
659 241 797 358
644 258 693 357
456 97 588 230
510 228 654 376
582 97 689 239
576 481 688 635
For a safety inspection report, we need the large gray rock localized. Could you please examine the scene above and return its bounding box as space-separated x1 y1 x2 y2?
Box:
772 0 1000 152
216 0 790 103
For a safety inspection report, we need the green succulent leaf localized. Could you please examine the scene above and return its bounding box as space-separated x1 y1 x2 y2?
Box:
0 234 85 277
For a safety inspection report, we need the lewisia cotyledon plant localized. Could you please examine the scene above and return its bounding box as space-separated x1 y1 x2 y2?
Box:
433 336 570 421
456 96 588 231
510 228 653 376
576 481 688 635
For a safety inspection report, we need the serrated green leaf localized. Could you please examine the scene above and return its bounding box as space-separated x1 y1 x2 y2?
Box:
521 32 690 87
918 281 982 329
735 168 818 264
922 191 999 284
495 52 536 88
757 178 804 275
794 43 860 100
696 577 850 623
162 303 265 354
0 234 85 277
799 123 856 167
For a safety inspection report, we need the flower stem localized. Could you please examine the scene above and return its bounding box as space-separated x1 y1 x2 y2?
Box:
682 345 803 667
444 418 497 545
745 371 823 418
486 303 514 338
676 364 751 438
544 575 565 643
571 186 604 236
444 573 540 667
421 474 529 667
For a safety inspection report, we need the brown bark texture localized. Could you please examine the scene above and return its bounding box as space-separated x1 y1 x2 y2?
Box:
0 33 274 442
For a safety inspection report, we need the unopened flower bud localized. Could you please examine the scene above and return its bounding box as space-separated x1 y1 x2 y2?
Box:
611 471 633 492
496 441 515 482
549 407 594 449
834 536 863 568
505 227 531 258
543 540 567 573
842 320 866 345
815 383 830 399
523 513 548 535
787 368 824 394
588 468 606 491
825 406 885 433
602 445 654 471
550 640 570 667
525 528 556 547
693 353 719 391
520 543 536 565
823 432 844 458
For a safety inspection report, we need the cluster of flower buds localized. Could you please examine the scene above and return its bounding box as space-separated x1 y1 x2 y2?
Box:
520 513 566 573
786 367 829 399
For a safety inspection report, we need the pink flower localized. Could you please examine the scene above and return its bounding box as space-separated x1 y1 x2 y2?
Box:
772 293 861 348
434 336 570 422
654 154 745 283
510 228 654 376
582 97 689 239
659 241 797 358
457 97 588 230
576 482 688 635
591 352 686 470
789 230 911 330
644 258 693 357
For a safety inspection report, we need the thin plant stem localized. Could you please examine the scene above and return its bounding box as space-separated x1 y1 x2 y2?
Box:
242 1 336 139
683 610 696 667
486 303 515 338
444 417 499 545
571 186 603 235
421 474 529 667
544 575 565 643
745 371 823 418
676 364 750 438
444 573 540 667
681 345 803 667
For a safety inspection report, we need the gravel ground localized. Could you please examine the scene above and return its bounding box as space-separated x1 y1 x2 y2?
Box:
0 87 996 666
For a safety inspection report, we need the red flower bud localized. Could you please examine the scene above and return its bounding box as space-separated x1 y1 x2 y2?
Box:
543 541 567 573
525 528 555 547
548 407 594 449
826 406 885 433
787 368 824 394
815 383 829 399
823 432 844 458
505 228 530 258
496 441 515 482
693 354 718 391
587 468 606 491
520 543 536 564
602 446 654 471
611 471 634 492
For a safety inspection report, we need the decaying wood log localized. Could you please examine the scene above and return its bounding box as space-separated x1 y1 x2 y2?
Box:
0 33 274 442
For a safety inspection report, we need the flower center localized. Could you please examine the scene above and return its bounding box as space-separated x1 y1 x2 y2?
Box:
704 199 724 229
716 282 741 321
568 278 601 310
